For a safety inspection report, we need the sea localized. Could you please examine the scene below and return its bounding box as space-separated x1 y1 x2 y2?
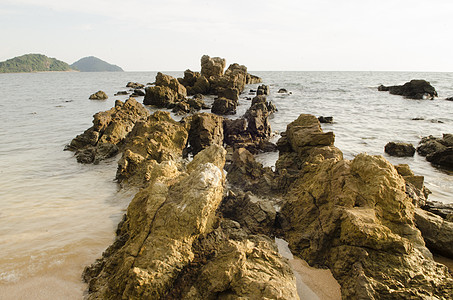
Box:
0 71 452 299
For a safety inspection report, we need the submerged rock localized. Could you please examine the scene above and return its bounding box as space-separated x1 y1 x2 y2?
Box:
126 82 145 89
318 116 333 124
384 141 415 157
89 90 108 100
378 79 438 99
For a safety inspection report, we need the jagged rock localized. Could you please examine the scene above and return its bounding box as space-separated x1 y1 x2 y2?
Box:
83 145 227 299
226 148 276 196
200 55 226 78
384 142 415 157
257 84 270 95
217 87 239 101
126 82 145 89
66 98 150 164
178 69 200 87
184 113 224 155
211 97 236 115
395 164 429 207
417 134 453 170
114 91 128 96
414 208 453 258
318 116 333 124
143 72 187 107
165 219 298 300
244 96 272 140
378 79 438 99
131 89 145 97
89 90 108 100
246 73 262 84
276 113 453 299
116 111 188 185
422 201 453 221
189 75 210 95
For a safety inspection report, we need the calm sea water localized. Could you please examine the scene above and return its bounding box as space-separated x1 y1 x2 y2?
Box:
0 71 452 298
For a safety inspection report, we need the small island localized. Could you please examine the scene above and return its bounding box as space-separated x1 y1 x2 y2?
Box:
71 56 123 72
0 54 73 73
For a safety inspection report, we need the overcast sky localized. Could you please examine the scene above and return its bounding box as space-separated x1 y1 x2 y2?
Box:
1 0 452 71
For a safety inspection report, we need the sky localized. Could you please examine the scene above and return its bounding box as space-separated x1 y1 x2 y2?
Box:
0 0 452 72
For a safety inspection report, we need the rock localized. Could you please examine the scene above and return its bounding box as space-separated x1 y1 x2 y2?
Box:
378 79 438 99
126 82 144 89
66 98 150 164
417 134 453 170
83 145 227 299
143 72 187 107
395 164 429 207
226 148 276 196
422 201 453 221
244 96 273 140
446 97 453 101
426 147 453 169
130 89 145 97
217 87 239 101
384 142 416 157
278 88 288 93
318 116 333 123
116 111 188 185
414 208 453 258
274 113 453 299
220 190 277 236
211 97 236 115
246 73 262 84
89 90 108 100
178 69 200 87
417 135 447 156
114 91 128 96
257 84 270 95
200 55 226 78
155 72 187 97
184 113 224 155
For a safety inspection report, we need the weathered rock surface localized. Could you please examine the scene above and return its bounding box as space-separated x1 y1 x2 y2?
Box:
183 113 224 155
276 113 453 299
246 73 262 84
116 111 188 185
217 87 239 101
126 82 145 89
417 134 453 170
384 141 415 157
66 98 150 164
415 208 453 259
89 90 108 100
143 72 187 108
422 201 453 221
211 97 236 115
394 164 430 207
378 79 438 99
200 55 226 78
257 84 270 96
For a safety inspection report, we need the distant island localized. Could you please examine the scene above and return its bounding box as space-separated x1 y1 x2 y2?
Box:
71 56 123 72
0 54 73 73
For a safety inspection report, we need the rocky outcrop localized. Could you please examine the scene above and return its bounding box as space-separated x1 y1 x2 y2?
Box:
65 98 150 164
217 87 239 101
183 113 224 155
378 79 438 99
127 82 145 89
384 142 415 157
417 134 453 170
394 164 430 207
200 55 226 78
89 90 108 100
143 72 187 108
211 97 236 115
246 73 262 84
116 111 188 186
257 84 270 96
422 201 453 221
276 113 453 299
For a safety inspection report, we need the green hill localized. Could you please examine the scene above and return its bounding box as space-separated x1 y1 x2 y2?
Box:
71 56 123 72
0 54 73 73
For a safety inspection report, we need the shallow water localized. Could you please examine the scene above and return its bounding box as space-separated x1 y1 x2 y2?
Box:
0 71 451 298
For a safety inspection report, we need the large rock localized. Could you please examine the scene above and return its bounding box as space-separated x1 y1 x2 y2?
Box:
116 111 188 185
246 73 262 84
184 113 224 155
276 113 453 299
200 55 226 78
384 141 415 157
211 97 236 115
143 72 187 107
83 145 227 299
414 208 453 258
378 79 438 99
66 98 150 164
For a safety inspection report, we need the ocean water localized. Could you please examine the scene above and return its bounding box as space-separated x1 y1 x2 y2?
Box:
0 71 452 298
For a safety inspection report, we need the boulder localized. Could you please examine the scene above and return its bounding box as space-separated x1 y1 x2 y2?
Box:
126 82 144 89
66 98 150 164
184 113 224 155
211 97 236 115
275 113 453 299
378 79 438 99
446 97 453 101
143 72 187 107
189 75 210 95
417 135 447 156
426 147 453 169
178 69 200 87
318 116 333 124
414 208 453 258
116 111 188 185
89 90 108 100
130 89 145 97
384 142 416 157
278 88 288 93
200 55 226 78
257 84 270 95
417 134 453 170
83 145 227 299
246 73 262 84
422 201 453 221
217 87 239 101
395 164 429 207
114 91 128 96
